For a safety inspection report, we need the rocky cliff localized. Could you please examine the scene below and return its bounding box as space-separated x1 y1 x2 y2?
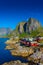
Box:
7 18 42 38
18 18 41 33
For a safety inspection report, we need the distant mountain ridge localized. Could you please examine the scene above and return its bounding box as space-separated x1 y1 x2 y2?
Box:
0 28 12 37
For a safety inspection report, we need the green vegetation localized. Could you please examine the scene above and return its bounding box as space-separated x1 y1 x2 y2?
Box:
19 27 43 38
19 32 29 38
3 27 43 38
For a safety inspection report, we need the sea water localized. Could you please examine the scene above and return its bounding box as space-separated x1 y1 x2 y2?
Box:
0 38 28 65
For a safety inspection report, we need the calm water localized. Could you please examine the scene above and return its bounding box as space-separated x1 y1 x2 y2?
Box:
0 38 28 65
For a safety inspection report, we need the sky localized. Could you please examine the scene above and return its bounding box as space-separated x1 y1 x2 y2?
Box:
0 0 43 29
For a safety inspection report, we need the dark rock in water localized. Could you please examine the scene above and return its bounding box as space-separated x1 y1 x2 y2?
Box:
28 61 39 65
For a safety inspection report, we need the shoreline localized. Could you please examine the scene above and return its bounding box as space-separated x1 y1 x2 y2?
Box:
5 38 43 64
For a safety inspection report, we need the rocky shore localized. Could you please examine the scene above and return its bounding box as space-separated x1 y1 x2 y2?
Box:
2 60 43 65
6 41 34 57
4 39 43 65
2 60 28 65
28 50 43 63
3 60 41 65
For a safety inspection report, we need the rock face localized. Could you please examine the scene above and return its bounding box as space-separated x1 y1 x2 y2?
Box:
18 22 26 33
28 48 43 64
26 18 41 33
18 18 41 33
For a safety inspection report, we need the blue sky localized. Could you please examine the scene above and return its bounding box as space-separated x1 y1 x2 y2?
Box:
0 0 43 29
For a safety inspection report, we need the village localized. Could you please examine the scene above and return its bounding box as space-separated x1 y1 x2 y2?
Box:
6 36 43 47
4 36 43 65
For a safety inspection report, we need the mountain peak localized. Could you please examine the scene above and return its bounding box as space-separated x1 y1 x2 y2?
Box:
18 18 41 33
11 18 41 34
28 17 39 22
8 17 42 37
